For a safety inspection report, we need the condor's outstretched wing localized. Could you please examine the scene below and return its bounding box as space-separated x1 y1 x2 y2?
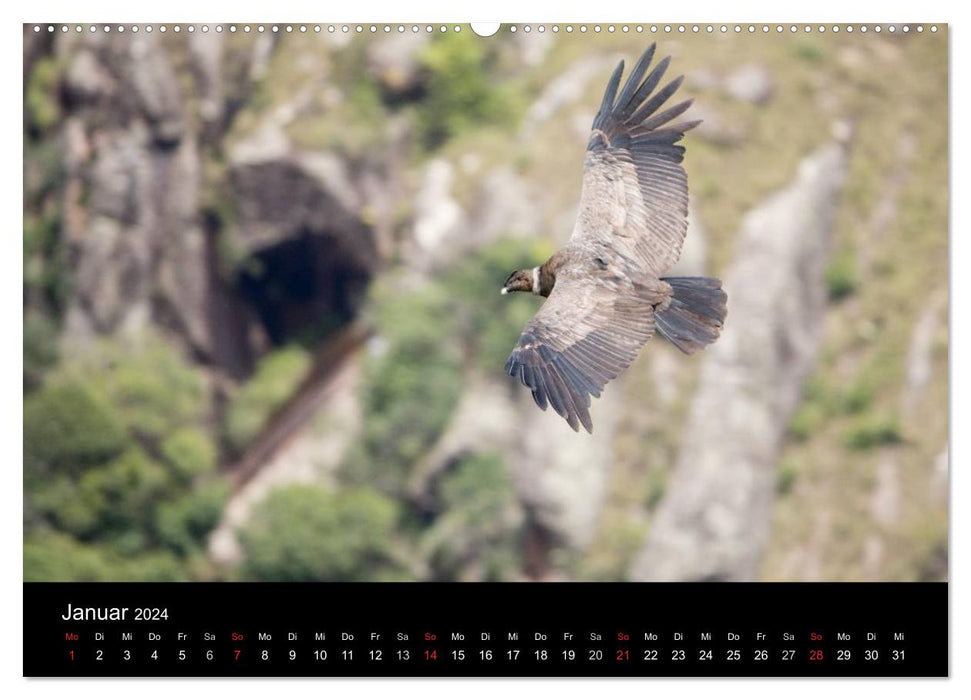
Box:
572 43 700 277
504 267 656 433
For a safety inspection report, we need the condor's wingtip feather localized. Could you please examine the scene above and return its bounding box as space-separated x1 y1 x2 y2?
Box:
596 60 625 124
614 43 657 113
616 55 672 123
629 74 685 125
637 98 694 133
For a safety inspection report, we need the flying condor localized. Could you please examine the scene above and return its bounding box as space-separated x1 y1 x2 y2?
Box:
501 44 727 433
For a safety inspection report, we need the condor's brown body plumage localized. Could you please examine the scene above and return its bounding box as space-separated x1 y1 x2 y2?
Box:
502 44 727 433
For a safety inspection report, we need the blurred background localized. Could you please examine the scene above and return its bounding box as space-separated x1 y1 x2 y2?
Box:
23 25 947 583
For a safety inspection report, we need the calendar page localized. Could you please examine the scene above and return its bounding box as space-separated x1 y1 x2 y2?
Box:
22 21 948 677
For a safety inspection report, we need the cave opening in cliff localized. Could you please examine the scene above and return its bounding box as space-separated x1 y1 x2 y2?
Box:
236 229 372 352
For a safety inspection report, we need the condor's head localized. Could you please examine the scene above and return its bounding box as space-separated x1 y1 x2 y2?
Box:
501 267 540 296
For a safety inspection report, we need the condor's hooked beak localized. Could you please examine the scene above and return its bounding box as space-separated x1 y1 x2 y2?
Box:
500 287 509 295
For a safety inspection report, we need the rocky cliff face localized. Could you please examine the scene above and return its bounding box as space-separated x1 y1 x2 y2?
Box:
58 31 207 352
631 140 849 581
51 31 384 382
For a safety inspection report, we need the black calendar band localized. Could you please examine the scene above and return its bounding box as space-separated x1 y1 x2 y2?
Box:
24 582 947 677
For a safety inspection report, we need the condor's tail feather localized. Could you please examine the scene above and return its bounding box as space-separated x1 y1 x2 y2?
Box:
655 276 727 354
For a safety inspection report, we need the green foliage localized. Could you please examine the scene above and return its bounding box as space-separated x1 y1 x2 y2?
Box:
78 447 171 534
24 140 65 201
776 461 799 495
24 380 127 474
23 311 60 392
284 42 387 155
30 475 102 537
444 238 550 373
417 33 520 149
24 210 70 312
787 401 824 442
788 376 875 441
24 531 111 582
440 452 510 513
240 486 402 581
23 337 225 580
161 428 218 483
348 282 464 493
99 343 209 441
421 452 522 580
348 238 544 495
224 345 312 452
155 481 231 555
842 417 903 450
794 40 826 64
825 249 858 302
644 472 667 510
24 531 187 582
25 57 61 132
838 381 874 415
